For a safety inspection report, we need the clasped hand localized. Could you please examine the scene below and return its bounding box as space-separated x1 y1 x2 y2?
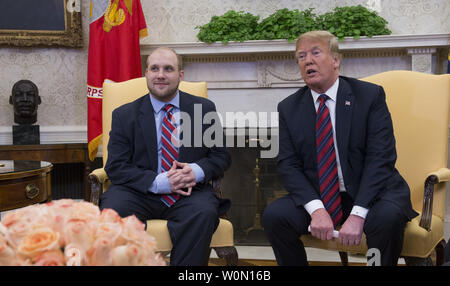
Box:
310 208 364 246
166 160 196 196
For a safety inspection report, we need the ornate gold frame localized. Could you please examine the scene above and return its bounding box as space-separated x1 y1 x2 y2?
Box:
0 1 82 48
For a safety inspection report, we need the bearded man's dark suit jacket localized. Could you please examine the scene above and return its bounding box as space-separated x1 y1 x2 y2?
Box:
262 76 418 266
100 91 231 266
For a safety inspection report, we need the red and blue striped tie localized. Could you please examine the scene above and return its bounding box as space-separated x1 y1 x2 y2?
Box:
316 94 343 227
160 104 180 207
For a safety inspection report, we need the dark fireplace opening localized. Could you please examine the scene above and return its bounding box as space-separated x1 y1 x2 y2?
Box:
222 129 286 246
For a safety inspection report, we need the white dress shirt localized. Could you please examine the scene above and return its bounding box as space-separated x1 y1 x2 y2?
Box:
304 78 369 219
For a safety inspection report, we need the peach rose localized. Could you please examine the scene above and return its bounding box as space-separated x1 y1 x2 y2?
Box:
2 205 53 248
70 201 100 222
0 235 17 266
46 199 75 208
121 215 145 232
96 222 123 247
63 218 95 254
86 238 114 266
100 208 122 223
0 223 7 239
111 244 143 266
110 243 166 266
34 250 65 266
17 228 60 258
120 215 146 243
6 219 40 249
1 211 23 228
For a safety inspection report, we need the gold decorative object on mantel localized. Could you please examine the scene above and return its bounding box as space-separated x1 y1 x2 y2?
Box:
0 0 82 48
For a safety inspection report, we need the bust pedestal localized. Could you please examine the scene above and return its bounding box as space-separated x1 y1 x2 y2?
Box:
13 125 40 145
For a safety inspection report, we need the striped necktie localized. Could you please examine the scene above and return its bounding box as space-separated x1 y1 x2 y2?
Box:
160 104 180 207
316 94 343 227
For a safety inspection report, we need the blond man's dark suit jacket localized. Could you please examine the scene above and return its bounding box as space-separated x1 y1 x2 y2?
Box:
105 91 231 215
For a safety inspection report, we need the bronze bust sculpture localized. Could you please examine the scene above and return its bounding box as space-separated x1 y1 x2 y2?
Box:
9 79 41 125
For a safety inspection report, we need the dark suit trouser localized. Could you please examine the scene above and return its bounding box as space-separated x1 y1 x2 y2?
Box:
262 192 408 266
99 185 220 266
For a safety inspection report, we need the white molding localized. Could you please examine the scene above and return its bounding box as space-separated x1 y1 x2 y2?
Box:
0 125 87 145
141 33 450 56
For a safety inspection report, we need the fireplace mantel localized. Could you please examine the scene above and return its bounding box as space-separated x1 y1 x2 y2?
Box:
141 33 449 55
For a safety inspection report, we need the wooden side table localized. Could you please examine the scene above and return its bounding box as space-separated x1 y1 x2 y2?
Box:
0 144 90 201
0 160 53 212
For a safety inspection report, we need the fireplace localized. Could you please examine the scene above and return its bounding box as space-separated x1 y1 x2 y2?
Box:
221 128 284 245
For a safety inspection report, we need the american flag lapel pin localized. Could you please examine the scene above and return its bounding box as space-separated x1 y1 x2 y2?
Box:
345 100 351 106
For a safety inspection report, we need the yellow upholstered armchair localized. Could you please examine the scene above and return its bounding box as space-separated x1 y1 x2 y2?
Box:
300 70 450 266
88 77 238 266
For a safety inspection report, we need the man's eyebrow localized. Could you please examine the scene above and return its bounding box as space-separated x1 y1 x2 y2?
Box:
150 64 174 68
301 46 322 52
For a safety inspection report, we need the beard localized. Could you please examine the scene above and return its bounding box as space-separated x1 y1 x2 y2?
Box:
148 81 180 101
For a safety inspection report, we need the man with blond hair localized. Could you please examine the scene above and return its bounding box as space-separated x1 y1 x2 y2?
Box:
262 31 417 266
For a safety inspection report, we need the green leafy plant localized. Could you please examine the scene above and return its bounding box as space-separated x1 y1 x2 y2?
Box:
316 5 391 40
196 10 259 44
253 8 319 41
196 6 392 43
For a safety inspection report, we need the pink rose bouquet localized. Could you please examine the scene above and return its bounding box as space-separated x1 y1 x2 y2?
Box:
0 199 166 266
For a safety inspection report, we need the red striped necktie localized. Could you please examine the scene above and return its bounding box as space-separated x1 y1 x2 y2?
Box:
316 94 343 227
160 104 180 207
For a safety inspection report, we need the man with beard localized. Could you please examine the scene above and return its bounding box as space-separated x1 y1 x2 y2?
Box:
9 80 41 125
99 47 231 266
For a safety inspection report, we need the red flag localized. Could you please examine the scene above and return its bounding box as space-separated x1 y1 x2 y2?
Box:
87 0 147 161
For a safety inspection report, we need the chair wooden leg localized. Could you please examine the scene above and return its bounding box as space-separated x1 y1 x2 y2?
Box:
213 246 239 266
435 239 446 266
404 256 433 266
338 251 349 266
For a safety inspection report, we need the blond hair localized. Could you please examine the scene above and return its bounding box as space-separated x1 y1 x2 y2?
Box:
296 30 340 58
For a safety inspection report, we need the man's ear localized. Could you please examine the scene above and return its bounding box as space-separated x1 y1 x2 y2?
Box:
37 96 41 105
333 54 341 69
9 96 13 104
179 70 184 81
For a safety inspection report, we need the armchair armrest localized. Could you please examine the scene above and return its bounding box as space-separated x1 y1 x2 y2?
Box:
419 168 450 231
428 168 450 183
88 168 108 206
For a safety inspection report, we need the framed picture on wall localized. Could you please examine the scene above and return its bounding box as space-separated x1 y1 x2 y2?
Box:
0 0 82 48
